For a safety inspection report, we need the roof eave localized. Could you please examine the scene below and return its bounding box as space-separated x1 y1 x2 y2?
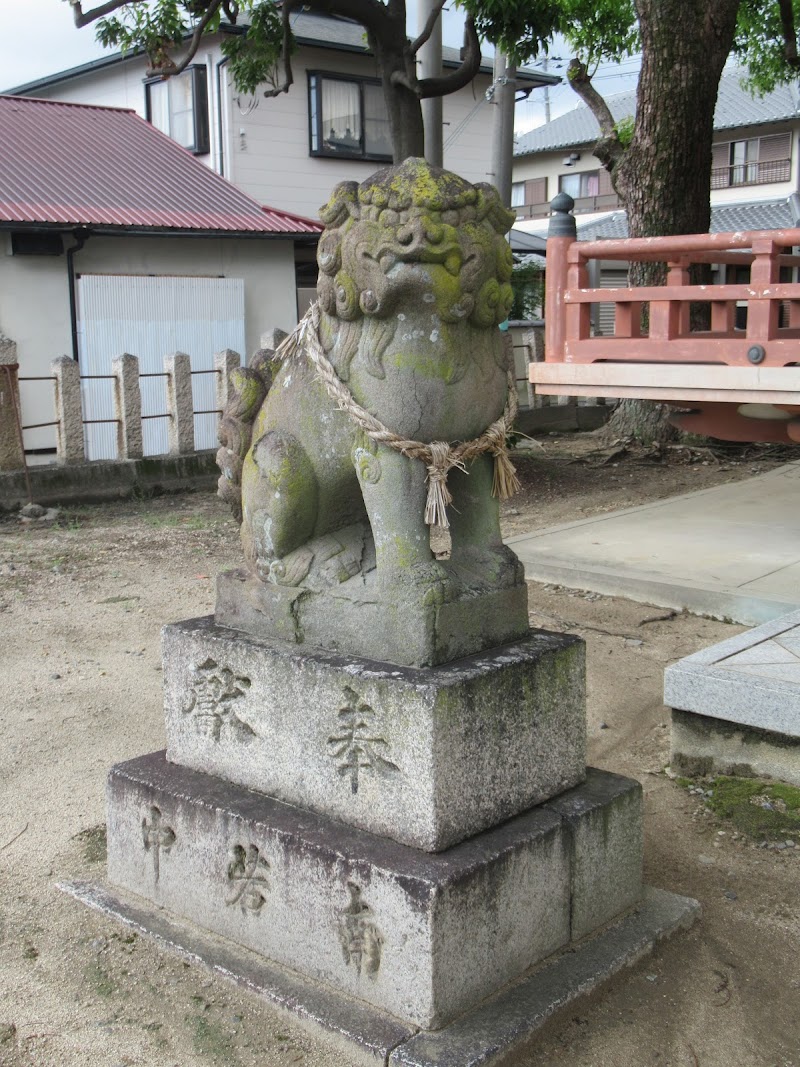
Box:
0 220 319 240
5 22 559 96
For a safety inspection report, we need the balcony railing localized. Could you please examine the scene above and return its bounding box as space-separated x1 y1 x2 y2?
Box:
515 192 622 221
711 157 791 189
531 193 800 442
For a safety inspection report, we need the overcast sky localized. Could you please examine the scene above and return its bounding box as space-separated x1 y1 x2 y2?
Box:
0 0 639 130
0 0 109 91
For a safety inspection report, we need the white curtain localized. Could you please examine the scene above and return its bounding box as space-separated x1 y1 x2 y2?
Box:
322 80 360 148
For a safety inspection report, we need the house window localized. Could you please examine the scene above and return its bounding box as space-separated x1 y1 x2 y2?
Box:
145 66 209 155
511 182 526 208
559 170 601 199
730 138 759 185
711 132 792 189
308 73 392 162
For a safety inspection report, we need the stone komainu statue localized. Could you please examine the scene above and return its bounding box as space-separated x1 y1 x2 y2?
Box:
216 159 526 644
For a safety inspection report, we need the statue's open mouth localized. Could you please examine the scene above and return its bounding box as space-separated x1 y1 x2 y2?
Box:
374 242 462 275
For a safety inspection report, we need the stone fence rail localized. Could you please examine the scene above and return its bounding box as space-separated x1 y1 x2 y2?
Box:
4 348 241 473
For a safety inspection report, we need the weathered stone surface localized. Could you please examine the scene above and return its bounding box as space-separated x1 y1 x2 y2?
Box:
215 566 530 667
52 354 84 464
216 160 528 667
61 880 699 1067
0 339 24 473
60 879 415 1066
671 707 800 786
545 768 643 941
387 887 700 1067
106 752 572 1030
165 351 195 455
664 608 800 739
162 617 586 851
112 353 143 460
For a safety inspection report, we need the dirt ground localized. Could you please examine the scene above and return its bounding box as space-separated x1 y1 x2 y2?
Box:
1 433 798 1067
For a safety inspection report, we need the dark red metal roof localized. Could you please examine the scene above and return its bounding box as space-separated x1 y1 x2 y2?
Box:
0 95 323 235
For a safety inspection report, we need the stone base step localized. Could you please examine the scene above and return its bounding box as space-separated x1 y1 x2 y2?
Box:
106 752 643 1030
60 880 699 1067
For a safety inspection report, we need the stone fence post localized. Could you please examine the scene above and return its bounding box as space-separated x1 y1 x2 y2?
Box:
0 338 25 472
164 352 194 455
213 349 241 412
112 353 143 460
52 355 85 464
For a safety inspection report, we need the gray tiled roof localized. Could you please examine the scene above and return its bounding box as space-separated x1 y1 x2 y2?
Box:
573 196 800 241
290 12 556 83
515 68 800 156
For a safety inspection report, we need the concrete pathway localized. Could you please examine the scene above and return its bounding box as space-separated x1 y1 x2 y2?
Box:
507 462 800 626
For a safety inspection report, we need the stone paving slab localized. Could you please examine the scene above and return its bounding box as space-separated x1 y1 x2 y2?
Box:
507 462 800 625
664 608 800 737
60 881 699 1067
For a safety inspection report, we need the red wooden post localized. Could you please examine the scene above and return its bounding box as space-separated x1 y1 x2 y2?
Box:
650 262 689 341
747 237 780 349
711 300 737 336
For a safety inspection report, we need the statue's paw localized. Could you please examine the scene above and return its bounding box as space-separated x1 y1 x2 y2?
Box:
264 547 314 587
381 560 460 606
448 543 524 589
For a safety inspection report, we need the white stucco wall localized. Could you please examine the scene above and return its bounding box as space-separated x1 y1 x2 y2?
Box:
0 231 296 454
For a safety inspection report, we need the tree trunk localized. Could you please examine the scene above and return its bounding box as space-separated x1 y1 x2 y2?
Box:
605 0 741 442
369 30 426 162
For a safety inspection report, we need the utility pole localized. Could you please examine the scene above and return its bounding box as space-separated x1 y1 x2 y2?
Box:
417 0 443 167
490 51 516 206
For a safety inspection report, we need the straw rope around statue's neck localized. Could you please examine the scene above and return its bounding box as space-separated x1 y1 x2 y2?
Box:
272 302 520 530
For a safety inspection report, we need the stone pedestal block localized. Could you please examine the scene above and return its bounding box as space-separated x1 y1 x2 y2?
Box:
215 568 530 669
545 769 643 941
162 617 587 852
107 752 573 1030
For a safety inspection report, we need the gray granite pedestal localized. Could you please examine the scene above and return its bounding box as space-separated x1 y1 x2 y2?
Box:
78 618 698 1063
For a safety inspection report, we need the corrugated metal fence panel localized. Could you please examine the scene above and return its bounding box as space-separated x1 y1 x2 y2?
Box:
78 274 245 459
597 268 629 337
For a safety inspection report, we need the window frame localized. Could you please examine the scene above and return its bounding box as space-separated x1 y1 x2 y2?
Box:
559 169 601 199
144 65 210 156
307 70 392 163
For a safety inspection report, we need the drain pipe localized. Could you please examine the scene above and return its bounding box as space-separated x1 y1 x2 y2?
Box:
66 228 90 363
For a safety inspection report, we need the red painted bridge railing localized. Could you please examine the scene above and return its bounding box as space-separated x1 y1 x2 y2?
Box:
532 193 800 441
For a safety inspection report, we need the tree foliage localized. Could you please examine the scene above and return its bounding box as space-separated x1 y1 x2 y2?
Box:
734 0 800 93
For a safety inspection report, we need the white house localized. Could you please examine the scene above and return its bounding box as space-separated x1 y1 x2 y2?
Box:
8 12 559 222
511 67 800 232
0 94 321 464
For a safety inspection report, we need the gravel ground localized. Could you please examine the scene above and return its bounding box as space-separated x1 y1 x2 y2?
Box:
0 435 797 1067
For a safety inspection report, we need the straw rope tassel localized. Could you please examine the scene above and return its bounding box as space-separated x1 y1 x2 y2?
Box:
286 303 520 529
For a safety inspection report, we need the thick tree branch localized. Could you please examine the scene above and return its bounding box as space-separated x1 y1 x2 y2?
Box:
261 0 304 97
566 58 625 170
409 0 447 56
69 0 142 29
411 15 481 100
778 0 800 67
149 0 224 76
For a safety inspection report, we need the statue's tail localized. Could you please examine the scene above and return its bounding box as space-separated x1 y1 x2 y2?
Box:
216 347 276 523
